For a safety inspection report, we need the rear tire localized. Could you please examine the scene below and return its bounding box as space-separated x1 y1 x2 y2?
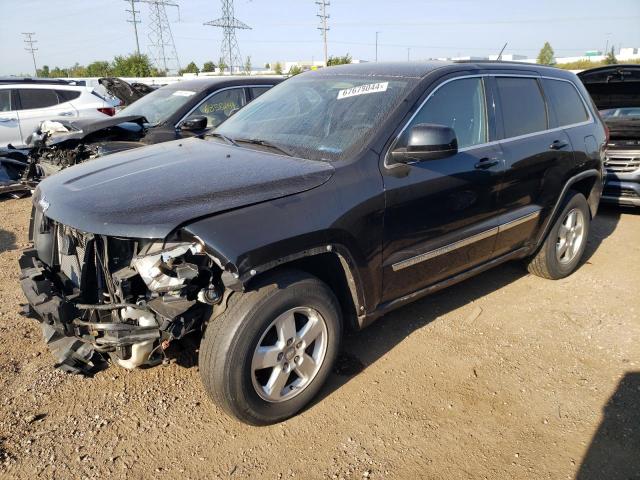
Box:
199 269 342 425
527 191 590 279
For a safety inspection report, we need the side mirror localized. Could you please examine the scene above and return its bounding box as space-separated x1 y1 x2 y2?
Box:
180 115 208 131
390 123 458 164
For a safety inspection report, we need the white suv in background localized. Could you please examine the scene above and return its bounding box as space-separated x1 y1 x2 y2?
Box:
0 79 119 148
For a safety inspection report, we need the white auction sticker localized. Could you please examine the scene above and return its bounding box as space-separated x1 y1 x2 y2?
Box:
337 82 388 100
172 90 196 97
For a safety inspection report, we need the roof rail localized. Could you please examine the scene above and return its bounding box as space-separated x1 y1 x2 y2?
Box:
0 77 87 86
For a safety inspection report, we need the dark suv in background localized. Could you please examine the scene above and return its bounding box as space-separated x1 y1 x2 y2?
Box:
19 62 605 425
579 65 640 206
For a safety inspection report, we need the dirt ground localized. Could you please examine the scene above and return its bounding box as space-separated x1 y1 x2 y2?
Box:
0 197 638 480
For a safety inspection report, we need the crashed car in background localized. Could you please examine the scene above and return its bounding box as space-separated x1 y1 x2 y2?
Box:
578 65 640 206
97 77 158 107
1 76 282 192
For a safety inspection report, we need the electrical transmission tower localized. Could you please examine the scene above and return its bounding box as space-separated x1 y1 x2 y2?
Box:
124 0 142 55
204 0 251 74
316 1 329 66
130 0 181 74
22 32 38 77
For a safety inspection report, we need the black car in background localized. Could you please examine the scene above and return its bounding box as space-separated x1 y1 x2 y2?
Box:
19 62 605 424
1 76 282 191
578 65 640 207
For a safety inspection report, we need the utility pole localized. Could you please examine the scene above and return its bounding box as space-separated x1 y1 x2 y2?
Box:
22 32 38 77
204 0 251 74
316 1 329 66
407 47 410 61
375 31 380 62
125 0 142 55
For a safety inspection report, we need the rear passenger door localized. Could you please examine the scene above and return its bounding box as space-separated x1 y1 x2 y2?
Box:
0 89 23 147
492 76 574 256
16 88 76 141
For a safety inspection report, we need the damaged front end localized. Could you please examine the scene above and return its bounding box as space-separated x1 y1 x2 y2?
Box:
19 207 224 374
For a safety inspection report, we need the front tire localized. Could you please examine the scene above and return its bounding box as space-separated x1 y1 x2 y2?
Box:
527 190 590 279
199 269 342 425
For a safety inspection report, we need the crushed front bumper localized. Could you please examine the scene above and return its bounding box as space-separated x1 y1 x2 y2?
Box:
19 248 159 374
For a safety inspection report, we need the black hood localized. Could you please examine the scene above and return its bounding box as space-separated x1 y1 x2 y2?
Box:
578 65 640 110
33 137 334 238
30 115 147 147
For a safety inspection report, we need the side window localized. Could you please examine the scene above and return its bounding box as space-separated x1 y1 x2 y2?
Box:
0 90 12 112
542 79 589 127
186 88 245 128
55 90 81 103
250 87 270 100
403 77 488 149
496 77 547 138
18 89 60 110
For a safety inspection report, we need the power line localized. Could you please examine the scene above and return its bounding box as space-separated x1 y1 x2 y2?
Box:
204 0 251 74
133 0 181 74
22 32 38 77
125 0 142 55
316 0 329 66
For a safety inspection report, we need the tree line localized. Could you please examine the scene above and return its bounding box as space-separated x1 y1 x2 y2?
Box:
536 41 639 69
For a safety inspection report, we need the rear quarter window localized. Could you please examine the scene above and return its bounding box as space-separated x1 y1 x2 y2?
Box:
18 88 60 109
496 77 547 138
542 79 589 127
55 90 81 102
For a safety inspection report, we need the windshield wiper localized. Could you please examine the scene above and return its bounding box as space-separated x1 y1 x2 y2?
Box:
207 132 239 146
233 137 293 157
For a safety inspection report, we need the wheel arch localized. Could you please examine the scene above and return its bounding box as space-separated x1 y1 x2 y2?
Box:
244 247 365 331
535 169 601 250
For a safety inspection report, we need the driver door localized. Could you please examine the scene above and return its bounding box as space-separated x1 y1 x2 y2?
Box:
381 75 504 302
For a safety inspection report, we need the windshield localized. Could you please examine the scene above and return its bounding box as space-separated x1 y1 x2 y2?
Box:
215 74 414 161
600 107 640 119
116 87 198 126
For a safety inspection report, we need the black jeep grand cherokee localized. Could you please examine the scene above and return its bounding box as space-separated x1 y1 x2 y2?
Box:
19 62 605 425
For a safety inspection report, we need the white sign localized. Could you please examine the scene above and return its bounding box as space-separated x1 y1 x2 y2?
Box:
172 90 196 97
337 82 388 100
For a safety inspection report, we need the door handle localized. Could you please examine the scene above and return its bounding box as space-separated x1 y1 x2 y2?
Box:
549 140 568 150
474 157 499 169
0 117 16 122
58 111 74 116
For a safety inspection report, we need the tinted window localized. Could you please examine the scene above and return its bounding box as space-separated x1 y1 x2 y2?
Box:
405 77 487 149
18 88 60 110
250 87 270 99
543 79 589 126
496 77 547 138
186 88 245 128
56 90 81 102
0 90 12 111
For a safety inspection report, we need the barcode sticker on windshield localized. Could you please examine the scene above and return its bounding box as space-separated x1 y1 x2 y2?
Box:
172 90 196 97
337 82 388 100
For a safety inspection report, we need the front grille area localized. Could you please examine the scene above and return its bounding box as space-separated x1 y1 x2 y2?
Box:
604 153 640 173
56 225 89 288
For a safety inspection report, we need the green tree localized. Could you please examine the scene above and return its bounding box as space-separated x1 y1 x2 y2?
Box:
112 53 156 77
264 62 270 70
202 61 216 73
85 61 112 77
604 47 618 65
273 61 283 75
218 57 228 75
179 61 200 75
288 65 303 76
327 54 352 66
536 42 555 65
37 65 50 77
244 56 252 74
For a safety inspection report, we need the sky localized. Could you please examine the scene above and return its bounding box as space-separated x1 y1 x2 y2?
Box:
1 0 639 75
